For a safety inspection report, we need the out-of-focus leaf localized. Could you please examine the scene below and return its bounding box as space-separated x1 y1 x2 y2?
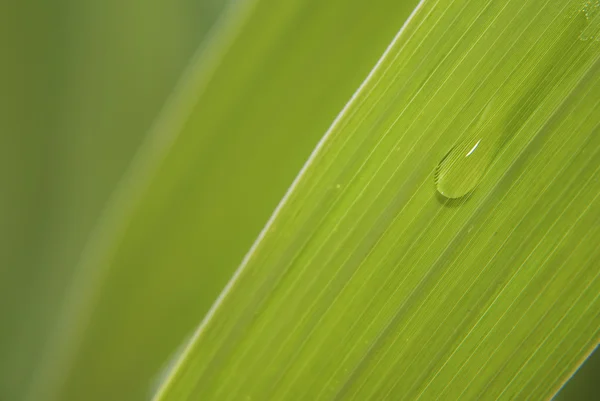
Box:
26 0 421 400
0 0 222 400
555 347 600 400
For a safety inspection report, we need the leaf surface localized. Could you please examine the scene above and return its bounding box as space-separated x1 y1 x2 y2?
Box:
155 0 600 400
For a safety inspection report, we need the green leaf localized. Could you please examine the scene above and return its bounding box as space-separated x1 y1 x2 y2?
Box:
154 0 600 400
25 0 421 400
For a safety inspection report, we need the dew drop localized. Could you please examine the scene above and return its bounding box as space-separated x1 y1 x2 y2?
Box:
435 100 500 200
435 136 496 199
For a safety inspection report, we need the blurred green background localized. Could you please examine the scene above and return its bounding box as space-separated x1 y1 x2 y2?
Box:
0 0 597 400
1 0 224 398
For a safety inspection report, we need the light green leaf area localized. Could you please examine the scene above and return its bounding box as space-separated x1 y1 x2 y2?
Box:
156 0 600 400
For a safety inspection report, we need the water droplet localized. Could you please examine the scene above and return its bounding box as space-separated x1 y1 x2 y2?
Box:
435 136 496 199
435 100 500 200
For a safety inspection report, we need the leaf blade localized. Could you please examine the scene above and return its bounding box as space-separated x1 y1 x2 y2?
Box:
155 0 600 399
